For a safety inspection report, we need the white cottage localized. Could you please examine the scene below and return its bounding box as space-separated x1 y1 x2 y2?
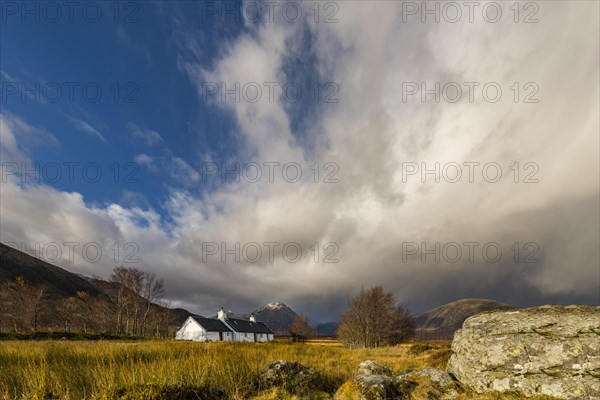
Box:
176 308 274 342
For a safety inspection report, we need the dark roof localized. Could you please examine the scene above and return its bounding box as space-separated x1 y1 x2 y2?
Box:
190 315 232 332
225 317 274 334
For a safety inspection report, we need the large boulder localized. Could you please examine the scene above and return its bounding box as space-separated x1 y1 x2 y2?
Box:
334 360 416 400
447 305 600 399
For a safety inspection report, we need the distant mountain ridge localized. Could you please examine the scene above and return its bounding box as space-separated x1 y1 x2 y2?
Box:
315 322 338 336
412 298 516 335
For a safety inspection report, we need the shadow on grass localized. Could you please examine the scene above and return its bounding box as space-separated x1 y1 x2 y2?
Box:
101 384 227 400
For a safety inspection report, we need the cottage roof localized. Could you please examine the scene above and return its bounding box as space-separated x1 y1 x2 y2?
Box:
225 317 274 334
191 315 232 332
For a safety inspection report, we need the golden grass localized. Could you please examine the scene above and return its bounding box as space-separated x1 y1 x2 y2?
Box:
0 340 550 400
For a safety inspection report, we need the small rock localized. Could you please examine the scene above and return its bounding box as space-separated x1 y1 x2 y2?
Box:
354 374 416 399
335 361 416 400
356 360 393 377
401 368 461 399
260 360 323 394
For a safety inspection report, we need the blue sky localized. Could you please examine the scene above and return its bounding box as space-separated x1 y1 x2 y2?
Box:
1 1 598 321
1 1 251 211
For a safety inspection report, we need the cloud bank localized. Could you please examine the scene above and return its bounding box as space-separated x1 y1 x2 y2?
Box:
1 2 598 321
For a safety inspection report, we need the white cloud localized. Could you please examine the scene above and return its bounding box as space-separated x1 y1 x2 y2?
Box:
0 71 48 103
135 152 199 184
0 112 58 163
116 26 153 66
169 156 200 183
128 123 164 146
66 115 108 143
134 154 156 170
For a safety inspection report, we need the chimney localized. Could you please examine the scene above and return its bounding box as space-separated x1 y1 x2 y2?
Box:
217 307 227 320
249 313 256 322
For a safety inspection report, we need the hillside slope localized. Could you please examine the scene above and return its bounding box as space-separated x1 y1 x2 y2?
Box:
0 243 192 329
413 298 515 333
0 243 104 300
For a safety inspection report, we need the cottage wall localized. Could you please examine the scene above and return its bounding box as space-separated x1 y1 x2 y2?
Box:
256 333 269 342
175 318 206 341
230 332 272 342
204 331 221 342
233 332 254 342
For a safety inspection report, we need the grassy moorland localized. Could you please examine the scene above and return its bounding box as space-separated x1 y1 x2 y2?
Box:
0 339 553 400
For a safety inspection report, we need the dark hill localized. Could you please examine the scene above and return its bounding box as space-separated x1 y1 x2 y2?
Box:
252 302 298 335
412 298 515 337
0 243 104 300
0 243 192 330
315 322 338 336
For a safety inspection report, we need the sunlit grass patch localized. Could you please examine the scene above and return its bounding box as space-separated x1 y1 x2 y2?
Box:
0 340 543 400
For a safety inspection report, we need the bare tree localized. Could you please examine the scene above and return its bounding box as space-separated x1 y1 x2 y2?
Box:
9 276 46 332
109 266 167 335
125 268 144 335
110 266 133 334
140 272 165 335
386 305 416 345
56 296 78 332
338 286 413 348
0 280 18 332
85 292 116 333
151 300 175 339
289 314 315 342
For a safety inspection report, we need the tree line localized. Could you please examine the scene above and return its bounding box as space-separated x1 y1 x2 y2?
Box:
0 266 175 338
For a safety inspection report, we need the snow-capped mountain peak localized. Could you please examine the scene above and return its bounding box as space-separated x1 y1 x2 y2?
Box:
264 301 287 310
252 302 297 334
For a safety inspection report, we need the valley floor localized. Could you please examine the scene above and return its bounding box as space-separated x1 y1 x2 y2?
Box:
0 339 553 400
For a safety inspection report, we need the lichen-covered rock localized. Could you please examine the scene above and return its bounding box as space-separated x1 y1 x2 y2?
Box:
334 376 416 400
334 361 416 400
356 360 393 377
400 368 460 399
402 368 455 389
357 374 416 399
260 360 324 394
447 305 600 399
